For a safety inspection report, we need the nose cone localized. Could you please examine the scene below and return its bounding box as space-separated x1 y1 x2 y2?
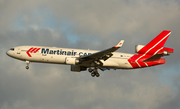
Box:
6 48 17 59
6 50 10 56
6 50 14 57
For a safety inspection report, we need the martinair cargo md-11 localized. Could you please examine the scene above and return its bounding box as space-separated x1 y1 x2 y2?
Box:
7 30 174 77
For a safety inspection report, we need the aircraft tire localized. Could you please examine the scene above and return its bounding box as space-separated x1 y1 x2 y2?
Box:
26 66 29 69
95 73 100 77
88 68 93 73
91 73 95 77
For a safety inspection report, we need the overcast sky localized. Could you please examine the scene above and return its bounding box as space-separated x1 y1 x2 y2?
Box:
1 0 180 109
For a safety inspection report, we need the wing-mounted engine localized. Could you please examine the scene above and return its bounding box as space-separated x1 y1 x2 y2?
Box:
65 57 80 65
71 65 87 72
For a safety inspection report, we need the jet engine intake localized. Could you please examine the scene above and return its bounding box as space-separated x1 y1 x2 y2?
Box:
163 51 170 56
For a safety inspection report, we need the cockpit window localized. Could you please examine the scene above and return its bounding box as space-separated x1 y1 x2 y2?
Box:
10 48 14 51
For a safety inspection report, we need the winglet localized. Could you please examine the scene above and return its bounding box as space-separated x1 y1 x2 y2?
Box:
115 40 124 48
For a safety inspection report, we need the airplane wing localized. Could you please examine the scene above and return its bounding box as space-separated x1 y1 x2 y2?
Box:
79 40 124 61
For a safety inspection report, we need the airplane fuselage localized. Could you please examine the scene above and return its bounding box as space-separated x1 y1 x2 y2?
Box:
7 46 133 69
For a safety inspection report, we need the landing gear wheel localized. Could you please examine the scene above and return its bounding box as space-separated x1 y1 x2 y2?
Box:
95 73 100 77
90 68 100 77
25 61 30 70
88 68 93 73
91 73 95 77
26 66 29 69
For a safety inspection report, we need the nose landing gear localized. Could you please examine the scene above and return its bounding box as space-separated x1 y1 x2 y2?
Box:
25 61 30 70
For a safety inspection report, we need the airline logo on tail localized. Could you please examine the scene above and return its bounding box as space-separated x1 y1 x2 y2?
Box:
26 47 41 57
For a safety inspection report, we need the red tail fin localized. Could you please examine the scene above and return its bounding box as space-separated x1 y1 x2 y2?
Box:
146 30 171 48
128 30 173 68
137 30 171 55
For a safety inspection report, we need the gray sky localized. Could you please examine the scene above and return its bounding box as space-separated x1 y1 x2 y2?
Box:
1 0 180 109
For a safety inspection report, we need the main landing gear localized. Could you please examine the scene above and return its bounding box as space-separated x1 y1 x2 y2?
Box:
25 61 30 69
88 68 100 77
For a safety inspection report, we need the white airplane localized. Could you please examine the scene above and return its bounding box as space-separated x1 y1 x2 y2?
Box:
6 30 174 77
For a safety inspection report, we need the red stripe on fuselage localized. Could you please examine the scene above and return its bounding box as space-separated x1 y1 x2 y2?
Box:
128 54 165 68
26 47 34 57
34 48 41 53
30 48 38 53
26 47 41 57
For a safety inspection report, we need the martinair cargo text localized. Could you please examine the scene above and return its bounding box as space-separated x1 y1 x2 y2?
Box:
6 30 174 77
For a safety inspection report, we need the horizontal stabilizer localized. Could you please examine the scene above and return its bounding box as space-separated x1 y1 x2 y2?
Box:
143 54 163 62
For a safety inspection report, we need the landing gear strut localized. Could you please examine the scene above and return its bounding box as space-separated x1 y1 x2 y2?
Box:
89 68 100 77
25 61 30 69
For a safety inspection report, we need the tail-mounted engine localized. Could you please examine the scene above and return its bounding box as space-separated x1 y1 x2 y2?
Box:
162 47 174 56
135 45 145 53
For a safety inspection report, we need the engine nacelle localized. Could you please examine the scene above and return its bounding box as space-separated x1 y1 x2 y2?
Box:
163 51 170 56
135 45 145 53
163 47 174 53
65 57 79 65
71 65 87 72
162 47 173 56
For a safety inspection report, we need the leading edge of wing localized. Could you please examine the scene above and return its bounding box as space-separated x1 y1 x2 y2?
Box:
80 40 124 61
